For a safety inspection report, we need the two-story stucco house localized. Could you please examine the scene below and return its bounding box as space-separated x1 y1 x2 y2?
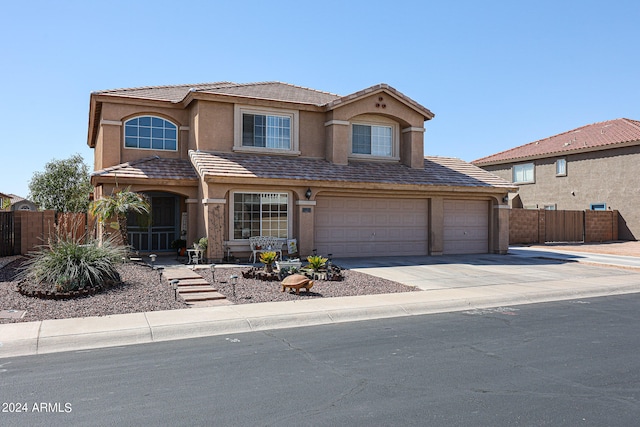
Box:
473 118 640 240
87 81 514 260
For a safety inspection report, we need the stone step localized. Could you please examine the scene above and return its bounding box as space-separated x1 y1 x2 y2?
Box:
178 285 219 294
175 278 212 286
163 270 202 280
181 291 227 302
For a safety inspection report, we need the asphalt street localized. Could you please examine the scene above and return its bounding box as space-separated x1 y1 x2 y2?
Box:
2 293 640 426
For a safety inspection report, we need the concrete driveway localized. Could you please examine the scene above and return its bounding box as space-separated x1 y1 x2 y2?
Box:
334 248 640 291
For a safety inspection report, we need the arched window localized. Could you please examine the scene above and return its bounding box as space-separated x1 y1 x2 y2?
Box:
124 116 177 151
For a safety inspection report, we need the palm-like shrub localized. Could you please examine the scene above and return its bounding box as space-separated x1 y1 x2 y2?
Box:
259 251 277 272
90 187 150 247
19 234 126 294
306 255 328 271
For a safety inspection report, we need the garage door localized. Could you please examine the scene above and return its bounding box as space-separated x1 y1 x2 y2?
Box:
315 197 428 258
443 200 489 254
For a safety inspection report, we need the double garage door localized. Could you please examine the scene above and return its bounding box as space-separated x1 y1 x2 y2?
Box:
315 197 488 257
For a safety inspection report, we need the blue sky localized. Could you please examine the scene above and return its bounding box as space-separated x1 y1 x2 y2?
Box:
1 0 639 198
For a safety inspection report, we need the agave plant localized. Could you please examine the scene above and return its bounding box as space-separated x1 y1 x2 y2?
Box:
259 251 278 272
306 255 328 272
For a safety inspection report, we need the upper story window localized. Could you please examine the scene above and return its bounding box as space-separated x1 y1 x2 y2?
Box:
352 124 392 156
349 116 399 160
556 158 567 176
234 105 299 154
242 114 291 149
124 116 177 151
513 162 534 184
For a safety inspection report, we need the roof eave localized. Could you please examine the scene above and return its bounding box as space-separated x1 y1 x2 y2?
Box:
474 138 640 167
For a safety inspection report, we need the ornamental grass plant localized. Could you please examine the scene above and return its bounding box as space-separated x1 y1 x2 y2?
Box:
19 220 127 294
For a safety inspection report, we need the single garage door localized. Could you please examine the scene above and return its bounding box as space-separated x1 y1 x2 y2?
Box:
443 200 489 254
315 197 428 258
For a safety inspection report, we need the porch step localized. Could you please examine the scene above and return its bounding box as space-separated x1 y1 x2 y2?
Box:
175 278 212 286
178 285 219 294
164 269 202 281
181 291 227 302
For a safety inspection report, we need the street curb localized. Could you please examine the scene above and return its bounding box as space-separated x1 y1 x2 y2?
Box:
3 283 640 359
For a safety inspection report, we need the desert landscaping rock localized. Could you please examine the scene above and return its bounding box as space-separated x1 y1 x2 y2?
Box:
0 258 417 324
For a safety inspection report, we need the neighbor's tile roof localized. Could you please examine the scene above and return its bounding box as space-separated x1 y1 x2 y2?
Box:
189 150 514 189
91 156 199 181
473 118 640 165
93 81 341 106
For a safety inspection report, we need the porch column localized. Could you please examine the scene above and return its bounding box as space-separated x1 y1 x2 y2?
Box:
429 197 444 255
492 203 510 254
203 198 226 261
296 200 316 258
185 198 198 248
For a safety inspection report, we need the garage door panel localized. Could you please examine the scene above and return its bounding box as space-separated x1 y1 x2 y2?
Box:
316 197 428 258
443 200 489 255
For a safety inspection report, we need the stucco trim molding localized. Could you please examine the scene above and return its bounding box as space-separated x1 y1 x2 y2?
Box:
296 200 317 206
402 127 425 133
100 119 122 126
494 204 510 209
324 120 350 127
179 126 190 131
202 198 227 204
185 198 198 204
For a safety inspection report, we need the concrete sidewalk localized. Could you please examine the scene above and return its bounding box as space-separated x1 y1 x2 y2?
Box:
2 248 640 359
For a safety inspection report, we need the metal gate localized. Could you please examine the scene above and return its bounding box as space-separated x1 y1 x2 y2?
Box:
545 210 584 242
0 211 14 256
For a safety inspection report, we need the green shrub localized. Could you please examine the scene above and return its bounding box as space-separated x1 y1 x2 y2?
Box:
306 255 328 271
20 236 126 293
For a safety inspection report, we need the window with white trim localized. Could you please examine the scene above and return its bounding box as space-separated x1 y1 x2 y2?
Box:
513 163 534 184
556 158 567 176
234 106 298 153
242 113 291 149
124 116 177 151
232 192 289 239
352 124 393 156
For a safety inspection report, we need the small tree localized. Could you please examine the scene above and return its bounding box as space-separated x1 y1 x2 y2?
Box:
90 187 150 247
28 154 93 213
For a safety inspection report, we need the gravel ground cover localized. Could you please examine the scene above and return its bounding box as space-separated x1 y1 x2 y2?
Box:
0 257 417 324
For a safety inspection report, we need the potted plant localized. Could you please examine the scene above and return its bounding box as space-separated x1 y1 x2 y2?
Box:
171 239 187 256
259 251 277 273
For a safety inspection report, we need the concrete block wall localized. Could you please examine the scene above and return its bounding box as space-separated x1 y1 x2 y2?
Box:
509 209 540 244
585 210 619 242
14 210 56 254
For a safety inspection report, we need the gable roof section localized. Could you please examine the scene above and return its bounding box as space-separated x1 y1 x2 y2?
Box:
473 118 640 166
91 156 199 184
189 150 514 190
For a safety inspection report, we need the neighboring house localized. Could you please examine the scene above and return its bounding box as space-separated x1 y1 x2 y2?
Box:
6 194 38 211
87 81 514 260
473 118 640 240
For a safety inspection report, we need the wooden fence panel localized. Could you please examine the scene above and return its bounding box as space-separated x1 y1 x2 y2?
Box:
0 211 14 256
545 210 584 243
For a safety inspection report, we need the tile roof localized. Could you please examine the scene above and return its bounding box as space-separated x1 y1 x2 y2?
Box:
93 81 341 106
189 150 514 190
91 156 199 182
473 118 640 165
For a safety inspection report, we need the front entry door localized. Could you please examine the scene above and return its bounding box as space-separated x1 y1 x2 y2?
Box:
128 194 178 252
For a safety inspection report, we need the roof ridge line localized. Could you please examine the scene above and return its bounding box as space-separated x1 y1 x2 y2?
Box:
93 82 233 94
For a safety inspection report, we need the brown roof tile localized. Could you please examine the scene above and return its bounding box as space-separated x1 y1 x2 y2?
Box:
92 82 234 103
189 151 514 190
92 156 199 182
473 118 640 165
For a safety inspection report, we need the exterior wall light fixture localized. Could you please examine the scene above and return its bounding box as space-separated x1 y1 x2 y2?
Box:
305 188 312 200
